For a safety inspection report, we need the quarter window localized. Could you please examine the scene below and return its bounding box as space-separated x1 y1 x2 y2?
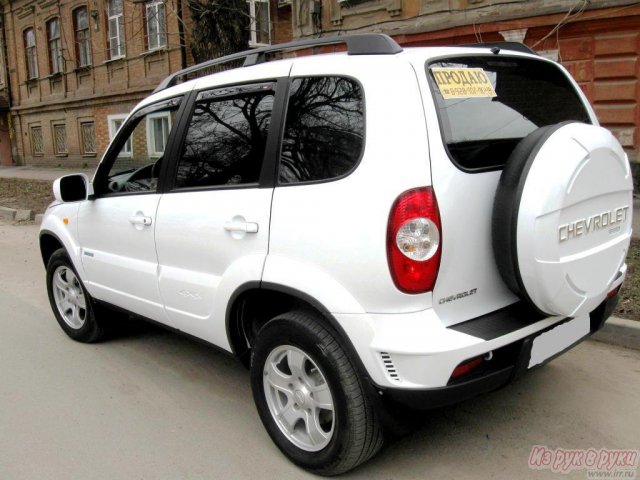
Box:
279 76 365 184
24 28 38 80
175 85 274 189
74 8 92 67
107 0 125 58
47 19 63 74
146 0 166 50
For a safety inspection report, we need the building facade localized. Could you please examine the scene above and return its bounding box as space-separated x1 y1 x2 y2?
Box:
293 0 640 171
0 0 292 167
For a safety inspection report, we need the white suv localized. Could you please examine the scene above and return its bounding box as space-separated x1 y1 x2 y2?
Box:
40 34 633 475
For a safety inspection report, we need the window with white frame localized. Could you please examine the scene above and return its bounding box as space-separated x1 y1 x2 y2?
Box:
74 7 92 67
24 28 38 80
147 112 171 157
146 0 167 50
107 0 125 59
108 114 132 156
247 0 270 46
47 18 64 74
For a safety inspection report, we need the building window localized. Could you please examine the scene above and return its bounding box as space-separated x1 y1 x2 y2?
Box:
74 8 92 67
108 114 132 156
80 122 96 155
107 0 125 59
24 28 38 80
147 113 170 157
247 0 270 46
47 18 64 74
53 124 68 154
146 0 166 50
30 126 43 155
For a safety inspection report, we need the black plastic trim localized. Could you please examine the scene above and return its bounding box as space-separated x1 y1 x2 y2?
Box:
383 366 514 410
448 302 546 340
225 281 373 381
461 42 538 56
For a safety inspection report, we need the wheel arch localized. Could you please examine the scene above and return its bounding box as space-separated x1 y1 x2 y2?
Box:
226 282 371 381
40 230 64 267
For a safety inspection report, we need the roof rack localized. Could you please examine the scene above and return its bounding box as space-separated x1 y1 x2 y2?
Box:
462 42 538 56
153 33 403 93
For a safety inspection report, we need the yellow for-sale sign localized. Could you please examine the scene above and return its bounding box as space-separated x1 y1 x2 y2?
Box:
431 68 497 99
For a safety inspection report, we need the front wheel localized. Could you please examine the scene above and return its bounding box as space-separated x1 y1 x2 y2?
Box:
250 311 383 476
46 248 105 343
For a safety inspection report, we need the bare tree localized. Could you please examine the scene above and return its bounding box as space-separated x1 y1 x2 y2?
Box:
187 0 250 63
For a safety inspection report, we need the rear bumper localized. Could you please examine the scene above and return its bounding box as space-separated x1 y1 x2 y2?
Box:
378 293 619 410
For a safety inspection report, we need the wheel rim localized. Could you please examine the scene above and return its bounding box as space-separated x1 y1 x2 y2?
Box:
263 345 335 452
52 266 87 330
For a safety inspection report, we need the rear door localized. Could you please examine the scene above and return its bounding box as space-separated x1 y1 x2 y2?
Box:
154 77 287 348
418 53 595 326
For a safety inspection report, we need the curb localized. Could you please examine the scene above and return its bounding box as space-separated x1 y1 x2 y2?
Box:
0 206 35 222
591 316 640 351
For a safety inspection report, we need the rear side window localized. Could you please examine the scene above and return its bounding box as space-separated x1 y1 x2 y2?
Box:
427 56 591 171
174 84 274 189
279 76 364 184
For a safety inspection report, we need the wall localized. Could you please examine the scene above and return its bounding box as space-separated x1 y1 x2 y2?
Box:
1 0 190 167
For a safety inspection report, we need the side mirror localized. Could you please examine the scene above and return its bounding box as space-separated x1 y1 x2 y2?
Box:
53 174 94 203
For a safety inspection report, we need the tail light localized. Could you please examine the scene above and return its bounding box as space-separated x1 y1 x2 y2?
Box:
387 187 442 294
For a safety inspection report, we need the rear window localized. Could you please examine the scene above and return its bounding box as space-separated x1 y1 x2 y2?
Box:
427 56 591 171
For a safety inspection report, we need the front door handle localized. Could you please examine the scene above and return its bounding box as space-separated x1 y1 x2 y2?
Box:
129 215 152 226
224 221 259 234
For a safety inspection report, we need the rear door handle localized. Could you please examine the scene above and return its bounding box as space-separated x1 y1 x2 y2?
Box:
224 221 259 234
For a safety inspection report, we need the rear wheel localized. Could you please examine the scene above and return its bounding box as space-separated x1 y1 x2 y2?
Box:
250 311 383 475
46 248 106 343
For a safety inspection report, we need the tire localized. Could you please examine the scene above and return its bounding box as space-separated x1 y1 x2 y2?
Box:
250 311 383 476
46 248 106 343
492 122 633 317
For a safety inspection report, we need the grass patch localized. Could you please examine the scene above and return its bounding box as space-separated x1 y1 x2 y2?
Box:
0 178 54 214
615 239 640 321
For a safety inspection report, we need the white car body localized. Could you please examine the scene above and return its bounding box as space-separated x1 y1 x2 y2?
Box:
40 44 629 393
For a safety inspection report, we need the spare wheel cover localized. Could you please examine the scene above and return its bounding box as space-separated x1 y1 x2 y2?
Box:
493 122 633 317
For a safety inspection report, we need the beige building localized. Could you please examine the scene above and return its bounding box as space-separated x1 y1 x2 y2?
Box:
0 0 292 167
293 0 640 175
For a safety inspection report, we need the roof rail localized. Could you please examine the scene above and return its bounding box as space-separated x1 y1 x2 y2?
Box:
462 42 538 56
153 33 403 93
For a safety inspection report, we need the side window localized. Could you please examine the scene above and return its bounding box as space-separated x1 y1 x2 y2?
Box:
279 76 364 184
97 98 181 194
174 85 274 189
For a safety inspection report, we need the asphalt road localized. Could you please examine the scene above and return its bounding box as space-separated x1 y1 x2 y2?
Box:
1 220 639 480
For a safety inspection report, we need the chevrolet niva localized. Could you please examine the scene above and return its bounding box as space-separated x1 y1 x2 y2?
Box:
40 34 632 475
